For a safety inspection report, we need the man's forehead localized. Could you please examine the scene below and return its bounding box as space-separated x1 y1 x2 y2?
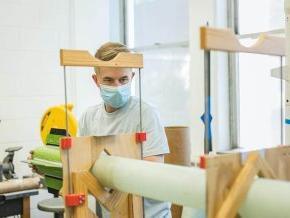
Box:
99 67 133 77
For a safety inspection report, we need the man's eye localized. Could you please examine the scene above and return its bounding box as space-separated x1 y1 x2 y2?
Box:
120 78 129 83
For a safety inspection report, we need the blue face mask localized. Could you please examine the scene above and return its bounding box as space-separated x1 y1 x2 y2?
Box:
100 83 131 109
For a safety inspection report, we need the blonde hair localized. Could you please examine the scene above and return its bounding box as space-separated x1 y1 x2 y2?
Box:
94 42 130 73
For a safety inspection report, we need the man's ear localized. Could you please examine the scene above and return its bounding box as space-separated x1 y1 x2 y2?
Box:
92 74 100 88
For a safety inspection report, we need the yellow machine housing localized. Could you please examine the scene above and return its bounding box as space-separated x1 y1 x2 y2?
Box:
40 104 77 146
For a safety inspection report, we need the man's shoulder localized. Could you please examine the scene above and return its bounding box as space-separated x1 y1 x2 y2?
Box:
81 103 103 118
130 97 157 113
129 97 159 120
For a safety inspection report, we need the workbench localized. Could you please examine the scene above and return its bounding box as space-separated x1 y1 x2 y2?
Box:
0 189 38 218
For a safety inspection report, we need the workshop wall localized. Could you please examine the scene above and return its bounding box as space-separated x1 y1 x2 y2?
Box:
0 0 224 216
0 0 109 217
0 1 73 216
0 0 72 174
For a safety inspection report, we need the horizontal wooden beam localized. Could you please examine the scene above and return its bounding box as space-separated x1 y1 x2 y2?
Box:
60 49 143 68
200 27 285 56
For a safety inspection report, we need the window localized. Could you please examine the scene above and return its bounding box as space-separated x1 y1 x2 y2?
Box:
126 0 190 127
237 0 285 148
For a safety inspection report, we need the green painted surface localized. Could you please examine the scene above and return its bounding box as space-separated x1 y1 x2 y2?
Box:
31 145 63 190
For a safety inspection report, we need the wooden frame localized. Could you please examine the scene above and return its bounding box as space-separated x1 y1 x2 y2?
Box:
59 47 144 218
200 26 285 56
199 26 289 217
199 26 285 154
60 134 143 218
60 49 143 68
202 145 290 218
60 133 290 218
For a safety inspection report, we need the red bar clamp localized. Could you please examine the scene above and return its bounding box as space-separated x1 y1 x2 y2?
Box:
199 155 206 169
136 132 147 143
60 137 72 149
65 194 85 207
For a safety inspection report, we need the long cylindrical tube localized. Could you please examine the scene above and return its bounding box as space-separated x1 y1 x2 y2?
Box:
92 155 290 218
91 154 206 209
0 177 40 194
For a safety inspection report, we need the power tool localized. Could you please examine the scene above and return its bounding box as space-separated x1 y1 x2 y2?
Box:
30 104 77 194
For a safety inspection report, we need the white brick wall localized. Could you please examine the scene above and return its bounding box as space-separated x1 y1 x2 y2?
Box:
0 0 110 217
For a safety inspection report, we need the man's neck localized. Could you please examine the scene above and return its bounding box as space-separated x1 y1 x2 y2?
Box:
104 104 118 113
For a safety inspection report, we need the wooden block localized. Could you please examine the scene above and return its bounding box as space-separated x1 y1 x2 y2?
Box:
265 145 290 181
130 195 143 218
60 49 143 68
200 27 285 56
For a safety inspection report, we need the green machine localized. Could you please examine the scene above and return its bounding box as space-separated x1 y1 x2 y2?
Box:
31 146 62 191
30 104 77 194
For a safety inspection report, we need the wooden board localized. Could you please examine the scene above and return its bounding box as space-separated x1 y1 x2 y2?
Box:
200 27 285 56
60 134 143 218
215 154 259 218
204 153 242 218
265 145 290 181
164 126 191 218
60 49 143 68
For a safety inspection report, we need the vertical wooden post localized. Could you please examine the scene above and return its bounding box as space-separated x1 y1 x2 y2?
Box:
21 197 30 218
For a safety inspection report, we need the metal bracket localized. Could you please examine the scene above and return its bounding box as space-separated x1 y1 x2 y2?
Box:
60 137 72 150
136 132 147 143
199 155 206 169
65 193 85 207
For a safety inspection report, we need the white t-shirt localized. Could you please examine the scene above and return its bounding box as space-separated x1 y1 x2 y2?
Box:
78 96 171 218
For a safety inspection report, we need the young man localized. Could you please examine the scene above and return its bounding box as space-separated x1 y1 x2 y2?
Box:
78 42 171 218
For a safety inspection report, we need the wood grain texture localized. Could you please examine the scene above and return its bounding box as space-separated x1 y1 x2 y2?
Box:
60 134 142 218
265 145 290 181
0 177 40 194
21 197 30 218
60 49 143 68
205 146 287 218
164 126 191 218
215 154 259 218
205 153 242 218
200 26 285 56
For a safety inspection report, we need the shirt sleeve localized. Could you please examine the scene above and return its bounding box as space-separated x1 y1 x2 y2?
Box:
141 106 170 157
78 112 86 136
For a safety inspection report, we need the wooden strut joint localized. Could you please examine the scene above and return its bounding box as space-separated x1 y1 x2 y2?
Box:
215 153 260 218
60 49 144 68
214 152 278 218
72 171 128 211
200 26 285 56
204 148 283 218
205 153 242 218
60 135 143 218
